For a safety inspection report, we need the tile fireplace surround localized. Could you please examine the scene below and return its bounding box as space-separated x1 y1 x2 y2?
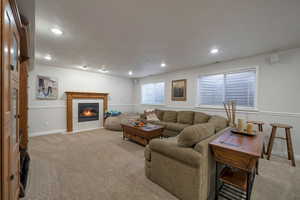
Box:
73 99 103 132
65 92 108 132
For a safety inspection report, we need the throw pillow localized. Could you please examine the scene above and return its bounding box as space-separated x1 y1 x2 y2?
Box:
144 109 160 121
177 123 215 147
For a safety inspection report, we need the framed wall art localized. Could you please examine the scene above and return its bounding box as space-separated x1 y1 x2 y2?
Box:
171 79 187 101
36 75 58 100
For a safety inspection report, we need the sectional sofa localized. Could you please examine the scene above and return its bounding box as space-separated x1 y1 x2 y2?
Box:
144 109 229 200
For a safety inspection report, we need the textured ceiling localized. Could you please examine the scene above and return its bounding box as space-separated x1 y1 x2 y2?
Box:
35 0 300 77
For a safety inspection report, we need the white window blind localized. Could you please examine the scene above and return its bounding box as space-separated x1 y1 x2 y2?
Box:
141 82 165 104
197 69 256 108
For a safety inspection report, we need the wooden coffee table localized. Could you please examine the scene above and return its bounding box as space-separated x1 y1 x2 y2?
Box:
121 123 164 146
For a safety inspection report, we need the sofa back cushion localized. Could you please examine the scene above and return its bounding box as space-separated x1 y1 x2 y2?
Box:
140 113 146 120
163 111 178 122
208 115 228 132
155 109 165 121
177 111 194 125
193 112 210 124
177 123 215 147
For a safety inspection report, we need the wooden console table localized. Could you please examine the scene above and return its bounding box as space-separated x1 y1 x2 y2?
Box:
210 128 264 200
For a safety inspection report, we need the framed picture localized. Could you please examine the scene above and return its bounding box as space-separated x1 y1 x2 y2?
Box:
36 75 58 100
171 79 187 101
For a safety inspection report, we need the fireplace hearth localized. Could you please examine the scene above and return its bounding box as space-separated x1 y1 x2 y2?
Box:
78 103 99 122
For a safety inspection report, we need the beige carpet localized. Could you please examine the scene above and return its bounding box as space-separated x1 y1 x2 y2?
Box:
23 129 300 200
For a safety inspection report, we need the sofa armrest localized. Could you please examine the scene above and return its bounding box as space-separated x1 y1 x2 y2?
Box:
144 145 151 161
149 137 203 168
194 127 231 155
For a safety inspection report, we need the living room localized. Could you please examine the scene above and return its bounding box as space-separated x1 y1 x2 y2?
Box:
1 0 300 200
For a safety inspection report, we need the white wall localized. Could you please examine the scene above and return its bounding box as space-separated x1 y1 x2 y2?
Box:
29 65 134 136
134 48 300 158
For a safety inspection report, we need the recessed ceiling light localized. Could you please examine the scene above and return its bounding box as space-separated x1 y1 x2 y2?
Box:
51 28 63 35
98 65 109 73
161 62 167 67
79 66 88 70
98 69 109 73
128 71 133 76
210 48 219 54
44 55 52 60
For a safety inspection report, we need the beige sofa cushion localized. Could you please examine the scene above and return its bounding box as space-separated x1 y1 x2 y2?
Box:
163 111 178 122
177 123 215 147
193 112 210 124
155 109 165 121
166 122 190 132
149 137 202 167
162 129 181 137
177 111 194 125
208 115 228 132
150 121 169 127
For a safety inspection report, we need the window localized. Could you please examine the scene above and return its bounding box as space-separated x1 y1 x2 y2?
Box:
141 82 165 104
197 69 257 108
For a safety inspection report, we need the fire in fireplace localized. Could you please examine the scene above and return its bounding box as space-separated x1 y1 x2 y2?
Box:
78 103 99 122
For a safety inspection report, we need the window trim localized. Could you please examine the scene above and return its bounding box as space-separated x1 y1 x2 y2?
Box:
195 66 259 111
140 81 166 105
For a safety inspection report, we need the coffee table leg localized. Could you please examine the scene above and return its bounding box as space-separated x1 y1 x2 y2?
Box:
123 131 126 140
215 162 218 200
256 160 259 175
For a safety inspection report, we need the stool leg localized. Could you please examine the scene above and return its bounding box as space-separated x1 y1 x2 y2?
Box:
261 143 266 158
258 124 263 132
285 129 292 161
267 127 277 160
285 128 296 167
258 124 266 157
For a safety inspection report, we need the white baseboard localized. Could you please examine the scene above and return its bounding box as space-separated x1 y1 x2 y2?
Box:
30 127 105 137
29 129 67 137
68 127 104 134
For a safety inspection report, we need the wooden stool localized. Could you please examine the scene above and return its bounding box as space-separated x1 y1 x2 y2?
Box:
247 121 266 158
267 123 296 167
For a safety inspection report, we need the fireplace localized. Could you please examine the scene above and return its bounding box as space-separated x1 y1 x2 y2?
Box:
78 103 99 122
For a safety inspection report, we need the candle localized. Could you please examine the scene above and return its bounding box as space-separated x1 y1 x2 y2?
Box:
247 123 254 134
237 119 244 132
